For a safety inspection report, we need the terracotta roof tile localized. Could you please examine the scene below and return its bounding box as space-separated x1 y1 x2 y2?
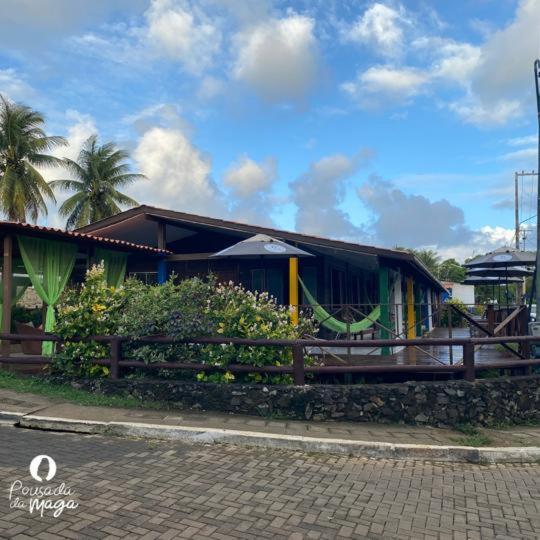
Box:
0 221 170 255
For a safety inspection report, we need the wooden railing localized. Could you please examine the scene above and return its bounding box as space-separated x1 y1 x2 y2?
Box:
2 332 540 384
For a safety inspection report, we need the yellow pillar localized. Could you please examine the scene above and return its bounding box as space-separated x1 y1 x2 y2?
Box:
289 257 299 325
406 277 415 338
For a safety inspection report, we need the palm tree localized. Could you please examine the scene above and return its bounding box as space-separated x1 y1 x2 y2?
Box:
412 249 441 277
50 135 143 229
0 96 66 221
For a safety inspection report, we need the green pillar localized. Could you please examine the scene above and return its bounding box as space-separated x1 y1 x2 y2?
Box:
379 265 391 355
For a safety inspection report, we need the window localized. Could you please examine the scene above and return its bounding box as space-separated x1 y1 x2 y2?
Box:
129 272 158 285
250 268 284 303
331 268 345 305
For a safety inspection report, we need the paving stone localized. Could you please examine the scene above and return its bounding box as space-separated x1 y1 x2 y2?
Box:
0 425 539 539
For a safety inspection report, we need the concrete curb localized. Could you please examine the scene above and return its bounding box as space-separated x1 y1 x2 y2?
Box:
0 411 25 423
12 413 540 464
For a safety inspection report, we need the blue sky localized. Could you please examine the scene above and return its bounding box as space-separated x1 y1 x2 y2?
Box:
1 0 539 260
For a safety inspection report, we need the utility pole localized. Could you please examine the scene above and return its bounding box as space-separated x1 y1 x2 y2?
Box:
515 171 520 249
534 59 540 314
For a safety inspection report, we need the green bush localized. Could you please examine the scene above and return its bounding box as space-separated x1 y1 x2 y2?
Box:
53 268 317 383
199 282 317 384
54 265 126 377
440 298 467 327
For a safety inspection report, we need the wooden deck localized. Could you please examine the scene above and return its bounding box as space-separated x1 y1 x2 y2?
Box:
311 327 520 367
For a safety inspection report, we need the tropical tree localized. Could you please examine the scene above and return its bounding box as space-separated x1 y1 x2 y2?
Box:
50 135 143 229
439 258 466 282
0 96 66 221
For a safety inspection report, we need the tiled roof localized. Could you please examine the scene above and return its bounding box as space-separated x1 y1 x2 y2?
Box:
0 221 170 255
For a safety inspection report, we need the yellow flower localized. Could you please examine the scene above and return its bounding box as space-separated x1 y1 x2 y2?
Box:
91 303 106 313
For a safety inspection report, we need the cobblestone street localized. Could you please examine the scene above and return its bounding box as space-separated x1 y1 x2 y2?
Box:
1 425 540 539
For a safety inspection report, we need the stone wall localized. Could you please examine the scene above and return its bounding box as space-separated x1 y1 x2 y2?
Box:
49 374 540 427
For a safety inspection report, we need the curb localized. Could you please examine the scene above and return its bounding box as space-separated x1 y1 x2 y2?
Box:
10 413 540 464
0 411 25 423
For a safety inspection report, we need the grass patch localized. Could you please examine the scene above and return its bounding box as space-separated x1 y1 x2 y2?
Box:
453 434 493 447
0 369 169 411
452 424 493 446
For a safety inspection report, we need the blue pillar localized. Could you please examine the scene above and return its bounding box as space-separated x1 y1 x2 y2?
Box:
157 259 167 284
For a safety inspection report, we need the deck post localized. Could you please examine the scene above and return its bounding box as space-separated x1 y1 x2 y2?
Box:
157 259 167 284
109 337 121 380
1 234 13 357
157 222 167 284
289 257 299 325
463 343 475 382
486 304 495 334
292 343 305 385
447 303 453 365
379 266 390 355
415 285 423 336
406 277 415 338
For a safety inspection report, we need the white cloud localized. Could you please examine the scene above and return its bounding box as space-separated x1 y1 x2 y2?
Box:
358 176 517 260
437 226 516 262
342 65 429 106
197 76 225 101
123 102 191 134
359 176 471 248
429 41 481 85
341 0 537 126
290 151 373 240
131 126 226 216
499 147 537 162
445 0 540 126
507 135 537 147
344 3 410 58
59 110 98 161
145 0 221 74
223 155 276 198
41 110 98 228
223 155 279 226
232 14 318 103
448 98 522 127
0 69 36 102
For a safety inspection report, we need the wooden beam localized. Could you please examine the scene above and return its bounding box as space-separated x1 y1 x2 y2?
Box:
166 253 214 262
493 306 523 336
1 235 13 357
378 266 390 355
157 221 166 250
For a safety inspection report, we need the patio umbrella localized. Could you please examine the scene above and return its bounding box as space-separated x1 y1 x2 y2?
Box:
210 234 313 259
464 247 536 268
462 275 524 305
462 276 524 285
466 266 533 278
210 234 313 324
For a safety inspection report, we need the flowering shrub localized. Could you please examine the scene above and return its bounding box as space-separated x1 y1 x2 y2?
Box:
118 276 216 365
54 270 317 383
199 282 316 383
54 265 125 377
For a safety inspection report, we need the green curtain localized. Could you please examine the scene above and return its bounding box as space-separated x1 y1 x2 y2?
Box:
0 272 30 327
94 248 127 288
18 236 77 355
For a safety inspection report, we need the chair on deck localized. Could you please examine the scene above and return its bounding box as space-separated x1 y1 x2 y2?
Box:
15 322 44 355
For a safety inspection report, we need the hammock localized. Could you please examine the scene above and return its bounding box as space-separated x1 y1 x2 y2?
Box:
298 277 380 334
